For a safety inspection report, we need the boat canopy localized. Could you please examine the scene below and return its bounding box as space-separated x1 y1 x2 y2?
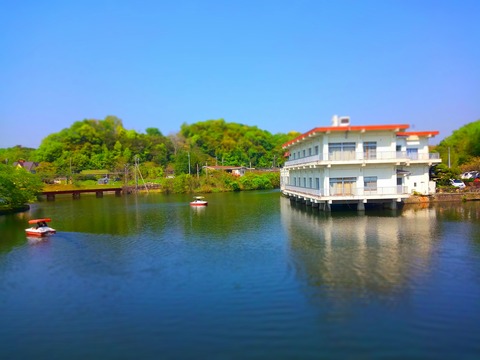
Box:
193 196 205 199
28 218 52 224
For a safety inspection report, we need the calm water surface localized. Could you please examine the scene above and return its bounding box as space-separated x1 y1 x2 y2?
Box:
1 191 480 359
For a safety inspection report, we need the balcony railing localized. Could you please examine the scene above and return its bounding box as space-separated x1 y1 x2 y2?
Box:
283 184 409 197
284 151 440 166
284 154 323 166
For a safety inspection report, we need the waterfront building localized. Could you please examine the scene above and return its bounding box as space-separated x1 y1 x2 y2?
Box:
280 116 441 211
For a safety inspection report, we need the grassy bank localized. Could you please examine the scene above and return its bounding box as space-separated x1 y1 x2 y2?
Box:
42 171 280 194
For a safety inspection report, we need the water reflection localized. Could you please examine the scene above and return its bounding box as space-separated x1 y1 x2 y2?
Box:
280 198 439 301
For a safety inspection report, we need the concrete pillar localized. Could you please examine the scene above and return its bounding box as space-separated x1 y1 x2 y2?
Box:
385 200 397 210
357 201 365 212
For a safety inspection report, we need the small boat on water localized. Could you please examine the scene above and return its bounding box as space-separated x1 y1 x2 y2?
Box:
190 196 208 206
25 218 56 237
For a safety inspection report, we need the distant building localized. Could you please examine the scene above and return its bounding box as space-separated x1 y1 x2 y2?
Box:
203 166 247 176
13 160 39 173
280 115 441 211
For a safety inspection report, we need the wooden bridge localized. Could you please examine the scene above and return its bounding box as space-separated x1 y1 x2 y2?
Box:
41 184 161 201
42 187 124 201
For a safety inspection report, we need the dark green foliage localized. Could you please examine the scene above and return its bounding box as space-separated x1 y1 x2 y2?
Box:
431 163 460 186
180 119 299 169
32 116 175 174
0 164 43 208
0 146 36 165
1 117 297 193
436 120 480 167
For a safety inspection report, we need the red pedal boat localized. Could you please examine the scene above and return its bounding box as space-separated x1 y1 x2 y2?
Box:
25 218 56 237
190 196 208 207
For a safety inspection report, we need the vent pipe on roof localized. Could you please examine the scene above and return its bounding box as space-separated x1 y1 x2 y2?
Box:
331 115 339 127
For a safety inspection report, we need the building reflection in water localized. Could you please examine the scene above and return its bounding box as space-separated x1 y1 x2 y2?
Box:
280 198 440 305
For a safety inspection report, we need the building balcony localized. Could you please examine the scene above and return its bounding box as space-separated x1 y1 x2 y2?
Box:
284 151 441 167
282 184 409 199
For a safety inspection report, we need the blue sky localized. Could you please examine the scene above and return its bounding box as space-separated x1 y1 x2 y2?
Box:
1 0 479 148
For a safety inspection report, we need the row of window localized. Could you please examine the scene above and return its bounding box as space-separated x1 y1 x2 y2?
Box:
290 142 419 160
291 176 378 190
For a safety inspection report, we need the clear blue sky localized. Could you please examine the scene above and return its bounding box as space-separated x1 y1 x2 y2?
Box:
1 0 479 148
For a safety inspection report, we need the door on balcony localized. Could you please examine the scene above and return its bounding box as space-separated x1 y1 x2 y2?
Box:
407 148 418 160
397 177 403 194
363 142 377 160
328 142 356 161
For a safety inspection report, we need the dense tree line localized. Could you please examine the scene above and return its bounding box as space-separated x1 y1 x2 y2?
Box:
0 146 36 166
0 164 43 209
431 119 480 181
0 116 299 186
429 120 480 185
0 116 299 182
180 119 297 169
31 116 174 179
435 120 480 169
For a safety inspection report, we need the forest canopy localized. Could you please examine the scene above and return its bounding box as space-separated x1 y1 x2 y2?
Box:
0 116 300 179
435 120 480 170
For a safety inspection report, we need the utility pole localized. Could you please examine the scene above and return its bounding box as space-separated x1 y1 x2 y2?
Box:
448 147 451 168
134 156 139 191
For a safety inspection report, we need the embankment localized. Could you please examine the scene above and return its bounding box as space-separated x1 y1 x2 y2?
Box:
405 191 480 204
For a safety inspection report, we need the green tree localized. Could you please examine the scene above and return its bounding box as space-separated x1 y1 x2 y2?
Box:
0 146 36 165
436 120 480 167
0 164 43 208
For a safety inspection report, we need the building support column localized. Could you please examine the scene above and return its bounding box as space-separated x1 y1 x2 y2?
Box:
324 201 331 212
385 200 397 210
357 201 365 212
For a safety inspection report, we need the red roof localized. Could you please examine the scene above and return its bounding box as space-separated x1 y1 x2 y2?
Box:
282 124 410 148
396 131 439 137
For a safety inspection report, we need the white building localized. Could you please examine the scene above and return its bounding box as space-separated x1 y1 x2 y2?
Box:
280 116 441 211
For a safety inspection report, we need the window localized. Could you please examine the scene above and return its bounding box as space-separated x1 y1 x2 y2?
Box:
407 148 418 160
302 149 306 158
314 146 319 155
309 177 312 188
364 176 377 193
329 177 356 196
308 148 312 156
315 178 320 190
363 142 377 160
328 142 356 160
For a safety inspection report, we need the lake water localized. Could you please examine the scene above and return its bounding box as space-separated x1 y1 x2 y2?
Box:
1 190 480 359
